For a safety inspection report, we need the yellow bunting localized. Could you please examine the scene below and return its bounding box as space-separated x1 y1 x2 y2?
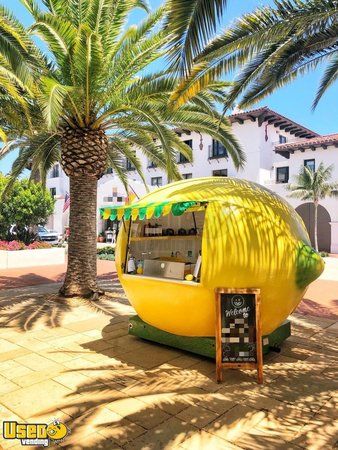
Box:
103 209 111 220
162 204 172 216
117 208 124 220
131 208 139 221
146 206 155 220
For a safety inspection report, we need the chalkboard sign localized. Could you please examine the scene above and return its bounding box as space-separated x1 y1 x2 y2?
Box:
215 288 263 384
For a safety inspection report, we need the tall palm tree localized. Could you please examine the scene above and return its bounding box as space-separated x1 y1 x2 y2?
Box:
171 0 338 109
0 0 244 298
288 162 338 251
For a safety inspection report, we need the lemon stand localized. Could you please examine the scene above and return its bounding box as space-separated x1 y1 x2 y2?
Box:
100 177 324 357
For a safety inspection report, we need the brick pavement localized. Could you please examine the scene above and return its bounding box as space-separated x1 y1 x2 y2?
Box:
0 278 337 450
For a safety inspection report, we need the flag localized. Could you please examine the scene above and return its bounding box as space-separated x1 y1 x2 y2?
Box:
63 192 70 212
125 191 136 205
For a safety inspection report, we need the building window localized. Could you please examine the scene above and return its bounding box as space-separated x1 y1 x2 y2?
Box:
182 173 193 179
178 153 189 164
147 160 157 168
304 159 315 172
50 164 59 178
210 140 227 159
151 177 163 186
50 187 56 197
105 167 113 174
178 140 192 164
117 196 123 202
276 166 289 183
279 135 287 144
126 159 135 171
212 169 228 177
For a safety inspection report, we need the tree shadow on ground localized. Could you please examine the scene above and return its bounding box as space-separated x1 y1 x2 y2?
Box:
32 315 338 450
0 277 336 449
0 286 127 331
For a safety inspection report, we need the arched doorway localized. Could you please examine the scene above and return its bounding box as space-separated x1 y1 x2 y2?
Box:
295 203 331 252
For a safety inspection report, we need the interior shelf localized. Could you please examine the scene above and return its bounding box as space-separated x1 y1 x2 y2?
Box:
130 235 200 242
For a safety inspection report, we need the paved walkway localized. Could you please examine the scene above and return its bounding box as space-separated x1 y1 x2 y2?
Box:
0 278 337 449
0 260 117 290
296 257 338 320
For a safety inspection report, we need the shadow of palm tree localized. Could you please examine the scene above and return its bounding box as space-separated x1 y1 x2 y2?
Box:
0 281 128 332
0 294 74 331
33 356 336 449
0 257 335 448
29 312 337 450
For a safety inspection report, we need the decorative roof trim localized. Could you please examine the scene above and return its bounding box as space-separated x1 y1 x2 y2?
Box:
229 106 319 139
275 133 338 153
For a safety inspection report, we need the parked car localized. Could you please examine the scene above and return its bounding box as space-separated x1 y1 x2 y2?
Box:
38 226 60 245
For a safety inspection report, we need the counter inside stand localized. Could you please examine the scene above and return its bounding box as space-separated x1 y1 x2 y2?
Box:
125 208 205 283
122 273 200 286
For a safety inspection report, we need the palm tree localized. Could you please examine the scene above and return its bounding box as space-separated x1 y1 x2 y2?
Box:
171 0 338 109
0 0 244 298
288 162 338 251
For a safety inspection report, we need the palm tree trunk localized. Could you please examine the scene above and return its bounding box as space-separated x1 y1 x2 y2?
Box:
59 174 100 298
314 200 319 252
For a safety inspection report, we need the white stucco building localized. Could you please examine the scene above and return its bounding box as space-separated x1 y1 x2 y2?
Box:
46 106 338 253
46 167 149 238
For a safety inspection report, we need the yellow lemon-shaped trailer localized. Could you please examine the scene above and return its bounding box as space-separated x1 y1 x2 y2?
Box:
115 177 324 337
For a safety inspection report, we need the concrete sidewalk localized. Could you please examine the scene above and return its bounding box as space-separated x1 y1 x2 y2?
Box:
0 279 337 450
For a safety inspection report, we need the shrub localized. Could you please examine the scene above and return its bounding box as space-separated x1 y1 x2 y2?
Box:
0 240 26 251
97 253 115 261
97 246 115 255
0 175 55 244
26 241 52 250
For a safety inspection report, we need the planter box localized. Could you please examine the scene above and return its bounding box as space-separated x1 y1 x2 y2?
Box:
0 248 66 269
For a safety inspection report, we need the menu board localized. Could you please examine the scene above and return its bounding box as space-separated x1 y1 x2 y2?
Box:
215 288 263 384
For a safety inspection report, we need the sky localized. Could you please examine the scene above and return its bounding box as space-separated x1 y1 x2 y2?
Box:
1 0 337 175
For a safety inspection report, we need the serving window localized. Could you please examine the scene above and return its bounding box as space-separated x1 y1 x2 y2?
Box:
124 206 206 283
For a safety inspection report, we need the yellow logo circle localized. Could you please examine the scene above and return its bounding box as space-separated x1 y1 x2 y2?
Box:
46 421 68 441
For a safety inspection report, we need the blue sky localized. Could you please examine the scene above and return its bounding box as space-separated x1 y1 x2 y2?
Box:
1 0 337 175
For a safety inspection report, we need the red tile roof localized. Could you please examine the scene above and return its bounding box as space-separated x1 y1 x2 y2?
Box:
275 133 338 152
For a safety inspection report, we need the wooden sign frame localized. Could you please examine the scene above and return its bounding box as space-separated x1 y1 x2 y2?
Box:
215 288 263 384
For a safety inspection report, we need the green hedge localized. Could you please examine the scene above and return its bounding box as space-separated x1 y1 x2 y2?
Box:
97 253 115 261
97 246 115 255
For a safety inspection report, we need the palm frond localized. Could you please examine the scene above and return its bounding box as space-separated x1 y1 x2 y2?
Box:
40 76 72 129
175 0 338 109
165 0 228 74
313 52 338 109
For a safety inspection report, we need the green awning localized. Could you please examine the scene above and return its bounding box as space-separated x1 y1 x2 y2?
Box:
100 200 204 221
